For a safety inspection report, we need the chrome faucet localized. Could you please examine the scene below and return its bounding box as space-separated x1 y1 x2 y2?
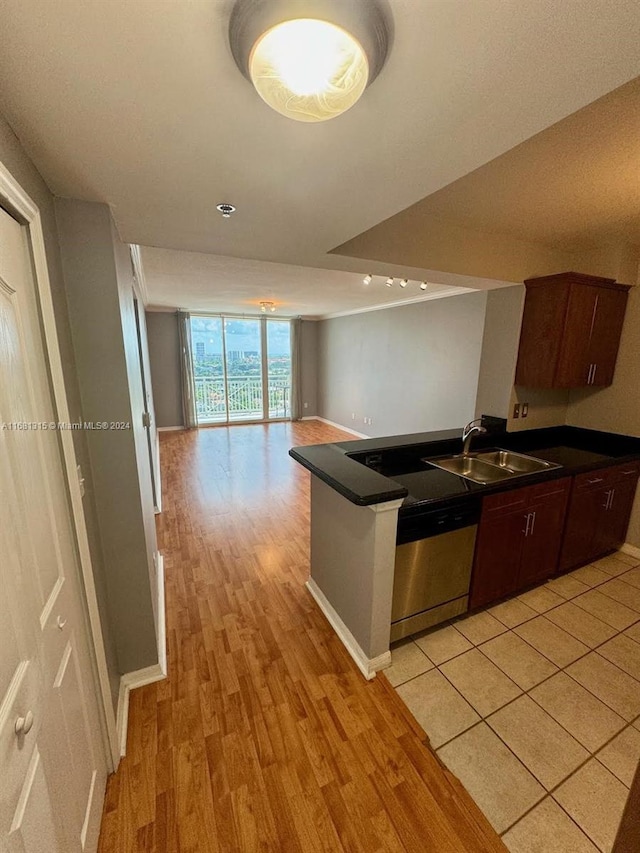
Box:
462 419 487 456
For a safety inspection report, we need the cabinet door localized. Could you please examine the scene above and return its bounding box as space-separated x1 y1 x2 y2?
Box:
555 285 599 388
596 474 639 555
588 288 628 387
515 283 569 387
558 478 609 572
519 479 571 587
470 490 528 609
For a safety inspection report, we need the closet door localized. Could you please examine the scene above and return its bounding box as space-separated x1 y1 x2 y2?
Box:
0 206 107 852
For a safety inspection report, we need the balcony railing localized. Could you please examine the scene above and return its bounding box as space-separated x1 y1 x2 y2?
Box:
194 375 290 422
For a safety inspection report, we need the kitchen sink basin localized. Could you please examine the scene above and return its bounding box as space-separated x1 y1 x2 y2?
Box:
424 448 561 485
426 455 516 484
475 449 558 475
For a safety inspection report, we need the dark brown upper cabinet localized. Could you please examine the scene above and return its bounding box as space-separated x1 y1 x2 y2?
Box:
515 272 630 389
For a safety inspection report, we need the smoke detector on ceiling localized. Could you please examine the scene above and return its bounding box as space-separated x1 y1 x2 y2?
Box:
216 203 236 218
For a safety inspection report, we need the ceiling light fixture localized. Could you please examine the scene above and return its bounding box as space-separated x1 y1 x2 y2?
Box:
260 301 276 313
361 274 432 293
229 0 391 122
216 203 236 218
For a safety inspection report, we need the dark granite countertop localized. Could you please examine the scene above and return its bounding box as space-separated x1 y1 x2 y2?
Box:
289 425 640 511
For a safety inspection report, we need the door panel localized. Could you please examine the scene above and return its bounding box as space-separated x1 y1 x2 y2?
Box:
558 484 604 572
51 639 97 846
266 319 292 420
133 295 160 510
191 316 227 423
555 285 598 387
588 288 628 386
519 481 570 587
597 477 639 555
0 205 107 852
7 748 62 853
224 317 263 422
470 507 526 609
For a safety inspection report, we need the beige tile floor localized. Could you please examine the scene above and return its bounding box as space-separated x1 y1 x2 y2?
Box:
388 550 640 853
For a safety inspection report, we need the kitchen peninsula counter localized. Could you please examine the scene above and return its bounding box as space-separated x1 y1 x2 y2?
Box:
290 424 640 680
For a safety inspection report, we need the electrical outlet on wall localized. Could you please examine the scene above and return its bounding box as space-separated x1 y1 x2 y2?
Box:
351 412 355 420
303 402 308 409
522 402 529 418
513 403 520 419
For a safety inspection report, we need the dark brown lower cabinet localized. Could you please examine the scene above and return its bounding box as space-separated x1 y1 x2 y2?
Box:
559 463 640 572
519 481 572 587
470 478 571 610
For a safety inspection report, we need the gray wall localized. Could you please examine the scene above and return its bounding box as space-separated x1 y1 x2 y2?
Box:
310 476 399 660
0 116 120 711
317 293 488 437
300 319 318 417
474 286 525 420
146 311 183 428
56 199 159 676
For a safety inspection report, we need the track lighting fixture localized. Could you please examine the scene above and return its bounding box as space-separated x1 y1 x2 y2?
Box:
361 274 431 293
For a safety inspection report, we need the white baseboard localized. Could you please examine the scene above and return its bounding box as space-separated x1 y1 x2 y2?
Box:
306 578 391 680
116 662 166 758
621 543 640 560
116 553 167 760
157 425 184 432
302 415 369 439
156 552 167 676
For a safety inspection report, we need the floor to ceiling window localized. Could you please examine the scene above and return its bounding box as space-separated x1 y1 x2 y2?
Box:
190 315 292 424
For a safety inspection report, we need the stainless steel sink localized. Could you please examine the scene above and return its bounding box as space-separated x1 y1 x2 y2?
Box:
424 448 561 485
475 449 558 475
426 455 516 484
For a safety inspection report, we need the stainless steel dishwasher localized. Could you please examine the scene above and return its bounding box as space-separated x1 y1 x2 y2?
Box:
390 499 480 642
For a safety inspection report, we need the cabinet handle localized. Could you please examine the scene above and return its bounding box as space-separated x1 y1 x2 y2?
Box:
621 470 637 476
588 477 604 485
523 513 531 536
592 363 597 384
529 511 536 535
603 489 612 509
609 488 615 510
586 364 593 384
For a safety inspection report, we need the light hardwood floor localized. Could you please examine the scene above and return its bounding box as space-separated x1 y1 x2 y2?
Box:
98 420 506 852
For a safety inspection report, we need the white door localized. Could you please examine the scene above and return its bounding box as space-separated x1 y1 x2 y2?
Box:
133 292 160 511
0 205 108 852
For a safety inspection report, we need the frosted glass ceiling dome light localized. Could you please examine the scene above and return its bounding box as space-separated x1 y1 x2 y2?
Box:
230 0 391 123
250 19 368 119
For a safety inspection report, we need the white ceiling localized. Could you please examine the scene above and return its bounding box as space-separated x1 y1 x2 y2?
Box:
140 245 516 318
1 0 639 313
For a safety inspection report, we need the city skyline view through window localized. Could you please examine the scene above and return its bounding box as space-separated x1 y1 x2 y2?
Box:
190 316 292 423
